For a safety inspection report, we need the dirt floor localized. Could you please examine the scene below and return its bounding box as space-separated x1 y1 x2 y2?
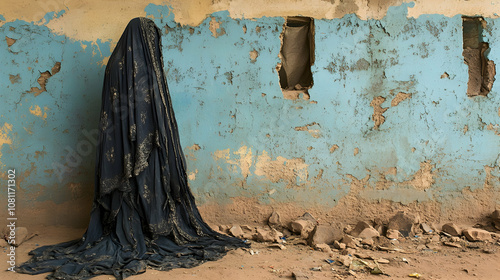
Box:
1 224 500 280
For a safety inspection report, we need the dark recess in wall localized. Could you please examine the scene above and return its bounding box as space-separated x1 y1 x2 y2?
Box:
462 16 495 97
278 16 314 96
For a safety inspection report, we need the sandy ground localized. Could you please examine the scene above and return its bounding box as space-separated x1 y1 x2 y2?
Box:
1 225 500 280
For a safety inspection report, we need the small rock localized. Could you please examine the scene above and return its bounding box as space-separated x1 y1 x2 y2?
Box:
443 241 462 248
354 252 370 259
282 228 292 237
0 239 7 247
269 243 286 250
341 248 356 256
333 240 346 250
492 209 500 221
463 228 493 242
361 238 374 246
341 235 358 249
290 218 316 239
219 225 231 233
292 270 309 280
13 227 28 246
416 244 427 250
229 225 244 238
308 224 343 246
268 211 281 226
350 221 372 237
338 255 353 267
358 227 380 240
386 229 400 240
421 223 433 234
483 248 496 254
310 266 322 271
241 225 254 232
376 258 390 264
255 227 282 242
493 220 500 231
442 223 461 236
387 211 420 237
315 243 332 253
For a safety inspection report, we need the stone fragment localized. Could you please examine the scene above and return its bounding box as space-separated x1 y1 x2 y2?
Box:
387 211 420 237
341 248 356 256
358 227 380 240
290 213 316 239
268 211 281 226
386 229 400 239
314 243 332 253
361 238 374 246
354 252 370 259
442 223 461 236
443 241 462 248
338 255 353 267
350 221 372 237
492 209 500 220
229 225 244 238
376 258 390 264
0 239 7 247
292 270 309 280
255 227 282 242
333 240 346 250
421 223 433 234
416 244 426 251
341 235 358 248
308 224 343 246
219 225 231 233
463 228 493 242
241 225 253 232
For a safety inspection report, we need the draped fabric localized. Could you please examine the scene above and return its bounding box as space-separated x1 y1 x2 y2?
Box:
16 17 247 280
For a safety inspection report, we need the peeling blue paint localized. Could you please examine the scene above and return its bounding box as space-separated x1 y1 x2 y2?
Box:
0 3 499 212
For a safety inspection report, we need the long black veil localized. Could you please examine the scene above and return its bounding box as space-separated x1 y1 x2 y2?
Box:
15 17 246 280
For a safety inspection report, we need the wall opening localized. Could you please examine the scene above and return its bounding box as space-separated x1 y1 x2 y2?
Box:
462 16 495 97
278 16 314 100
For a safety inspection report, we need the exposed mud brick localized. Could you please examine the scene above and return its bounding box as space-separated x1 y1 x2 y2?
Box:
268 211 281 226
463 228 493 242
229 225 244 238
308 224 343 246
442 223 461 236
387 211 420 237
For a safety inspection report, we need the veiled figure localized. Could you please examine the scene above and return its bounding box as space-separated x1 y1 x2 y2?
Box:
16 17 246 280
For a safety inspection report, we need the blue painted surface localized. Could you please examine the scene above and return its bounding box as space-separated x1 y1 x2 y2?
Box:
0 3 499 213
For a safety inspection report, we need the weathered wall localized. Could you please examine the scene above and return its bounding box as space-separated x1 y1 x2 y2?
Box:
1 1 499 227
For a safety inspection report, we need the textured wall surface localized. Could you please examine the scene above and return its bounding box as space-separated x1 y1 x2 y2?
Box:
1 1 499 227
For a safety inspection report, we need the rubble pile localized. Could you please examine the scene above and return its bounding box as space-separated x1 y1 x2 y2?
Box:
216 209 500 278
